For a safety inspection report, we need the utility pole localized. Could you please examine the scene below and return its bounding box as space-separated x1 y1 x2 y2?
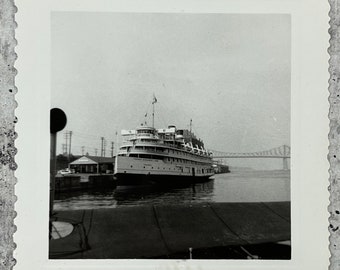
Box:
101 137 104 157
62 143 67 155
68 131 72 161
64 131 68 156
103 139 106 157
111 141 114 157
81 146 85 156
115 131 118 156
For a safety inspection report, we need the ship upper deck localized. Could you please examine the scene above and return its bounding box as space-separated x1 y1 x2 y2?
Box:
118 125 211 159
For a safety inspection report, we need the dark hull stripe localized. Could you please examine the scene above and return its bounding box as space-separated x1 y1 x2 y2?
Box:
114 173 214 187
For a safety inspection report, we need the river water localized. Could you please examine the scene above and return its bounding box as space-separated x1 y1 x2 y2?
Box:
53 170 290 211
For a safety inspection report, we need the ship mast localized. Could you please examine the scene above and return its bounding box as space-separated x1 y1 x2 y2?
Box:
190 119 192 142
152 103 154 128
152 94 157 129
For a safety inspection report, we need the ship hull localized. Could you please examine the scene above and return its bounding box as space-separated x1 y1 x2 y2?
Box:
114 172 213 189
114 155 214 188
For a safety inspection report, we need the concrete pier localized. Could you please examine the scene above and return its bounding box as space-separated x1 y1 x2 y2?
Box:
54 174 115 192
49 202 290 259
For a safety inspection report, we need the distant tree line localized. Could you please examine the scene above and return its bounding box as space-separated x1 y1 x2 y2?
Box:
56 154 80 171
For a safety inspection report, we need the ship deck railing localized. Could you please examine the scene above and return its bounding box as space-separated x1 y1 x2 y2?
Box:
130 148 211 159
132 141 210 156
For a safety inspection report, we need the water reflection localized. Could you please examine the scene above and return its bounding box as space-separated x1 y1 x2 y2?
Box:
114 180 215 206
53 170 290 211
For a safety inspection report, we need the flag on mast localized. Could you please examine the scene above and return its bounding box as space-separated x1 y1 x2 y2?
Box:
152 94 157 104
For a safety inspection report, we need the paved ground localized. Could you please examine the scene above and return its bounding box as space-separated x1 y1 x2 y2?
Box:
49 202 290 259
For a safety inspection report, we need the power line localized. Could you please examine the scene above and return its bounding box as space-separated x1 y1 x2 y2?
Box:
72 132 101 140
72 130 101 139
59 130 118 157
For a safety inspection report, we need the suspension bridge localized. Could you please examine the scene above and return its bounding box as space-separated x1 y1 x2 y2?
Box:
209 145 291 170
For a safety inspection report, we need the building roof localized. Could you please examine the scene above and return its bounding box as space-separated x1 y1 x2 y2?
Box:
70 155 115 165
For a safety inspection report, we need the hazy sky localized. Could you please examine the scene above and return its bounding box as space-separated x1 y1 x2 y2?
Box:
51 12 290 168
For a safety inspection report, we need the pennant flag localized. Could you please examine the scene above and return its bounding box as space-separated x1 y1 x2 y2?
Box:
152 94 157 104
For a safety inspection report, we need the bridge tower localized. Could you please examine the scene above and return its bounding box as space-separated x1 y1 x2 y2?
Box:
282 145 289 170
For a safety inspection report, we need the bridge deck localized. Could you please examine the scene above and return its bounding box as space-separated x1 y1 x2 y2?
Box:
212 155 290 158
210 145 291 159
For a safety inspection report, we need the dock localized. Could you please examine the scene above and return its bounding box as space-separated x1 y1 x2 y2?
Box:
54 174 116 192
49 202 290 259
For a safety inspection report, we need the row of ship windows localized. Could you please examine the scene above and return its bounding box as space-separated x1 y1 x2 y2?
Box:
128 154 207 165
167 157 195 164
139 139 178 143
122 145 208 157
137 130 154 134
128 165 213 174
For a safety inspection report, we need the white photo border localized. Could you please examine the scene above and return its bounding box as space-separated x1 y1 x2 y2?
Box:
12 0 330 269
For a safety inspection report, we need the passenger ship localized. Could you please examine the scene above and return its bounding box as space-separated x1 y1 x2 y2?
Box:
114 123 215 188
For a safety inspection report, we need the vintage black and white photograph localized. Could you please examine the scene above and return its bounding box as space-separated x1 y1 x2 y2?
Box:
49 12 291 260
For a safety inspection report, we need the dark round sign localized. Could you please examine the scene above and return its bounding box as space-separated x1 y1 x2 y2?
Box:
50 108 67 133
